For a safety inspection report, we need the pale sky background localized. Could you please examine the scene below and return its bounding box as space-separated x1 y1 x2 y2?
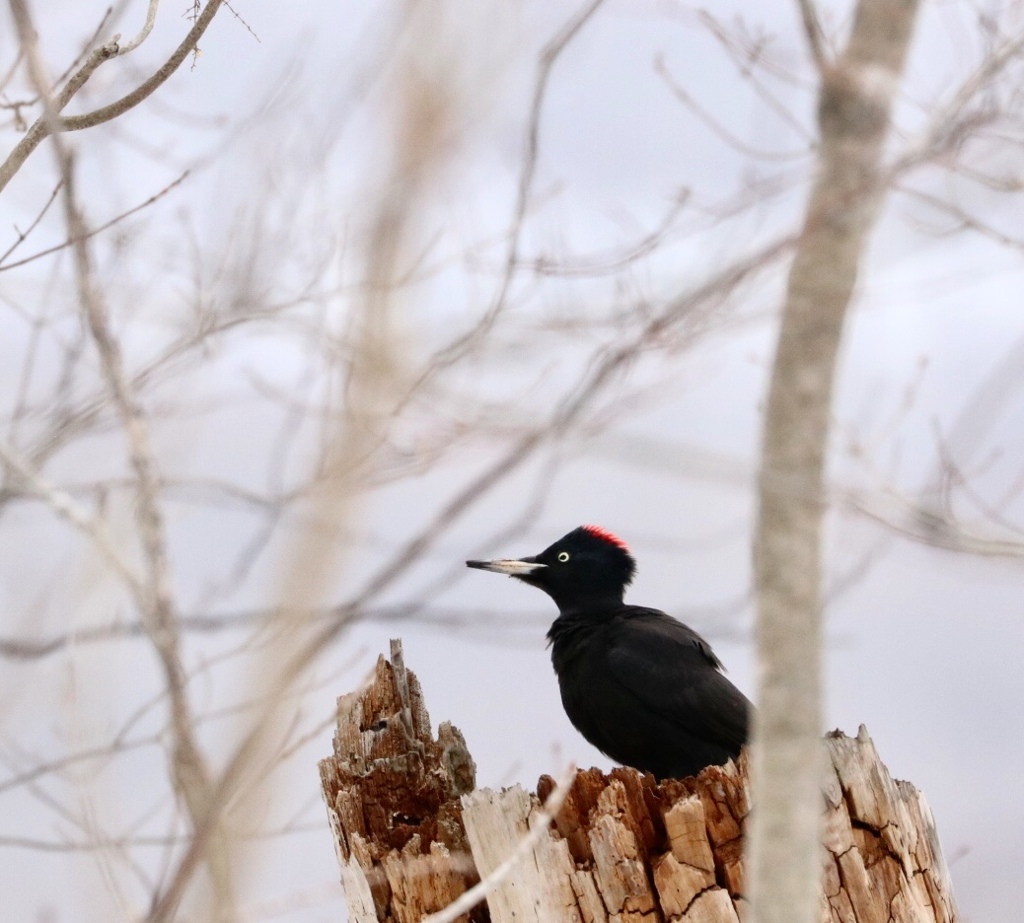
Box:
3 2 1024 922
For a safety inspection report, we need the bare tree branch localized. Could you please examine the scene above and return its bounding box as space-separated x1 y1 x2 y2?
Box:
0 439 143 593
0 170 189 271
398 0 607 392
0 0 223 193
117 0 161 57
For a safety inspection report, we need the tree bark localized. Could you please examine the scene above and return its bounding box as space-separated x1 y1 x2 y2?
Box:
319 643 957 923
750 3 922 922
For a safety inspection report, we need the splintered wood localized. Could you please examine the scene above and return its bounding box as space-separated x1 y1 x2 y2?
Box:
318 640 480 923
320 644 958 923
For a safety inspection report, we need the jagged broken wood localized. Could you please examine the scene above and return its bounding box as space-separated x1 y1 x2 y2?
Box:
319 641 958 922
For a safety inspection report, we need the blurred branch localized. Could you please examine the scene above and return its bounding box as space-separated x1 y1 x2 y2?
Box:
522 192 690 277
402 0 607 389
0 440 142 592
899 185 1024 250
2 311 286 494
147 5 466 915
0 170 189 271
841 328 1024 558
656 55 812 161
0 178 62 264
749 3 920 923
8 0 229 910
0 606 547 660
851 491 1024 558
796 0 829 73
889 26 1024 179
65 152 226 910
341 234 792 624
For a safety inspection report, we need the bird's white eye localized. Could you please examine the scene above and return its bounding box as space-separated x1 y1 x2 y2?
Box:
557 551 570 562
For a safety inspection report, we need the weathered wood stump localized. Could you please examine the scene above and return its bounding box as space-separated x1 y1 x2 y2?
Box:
319 642 958 923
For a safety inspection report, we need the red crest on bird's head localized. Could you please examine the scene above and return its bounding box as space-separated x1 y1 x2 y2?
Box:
581 524 630 553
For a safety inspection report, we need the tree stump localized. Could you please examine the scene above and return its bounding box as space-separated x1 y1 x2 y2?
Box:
319 642 958 923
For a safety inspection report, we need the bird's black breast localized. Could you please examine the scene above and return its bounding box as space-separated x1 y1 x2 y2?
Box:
547 605 751 780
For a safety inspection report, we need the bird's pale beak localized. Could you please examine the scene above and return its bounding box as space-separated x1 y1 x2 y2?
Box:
466 557 546 576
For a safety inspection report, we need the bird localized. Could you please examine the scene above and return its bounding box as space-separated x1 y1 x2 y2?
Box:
466 524 751 780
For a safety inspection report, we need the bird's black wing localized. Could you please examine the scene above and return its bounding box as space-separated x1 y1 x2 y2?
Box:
604 607 751 750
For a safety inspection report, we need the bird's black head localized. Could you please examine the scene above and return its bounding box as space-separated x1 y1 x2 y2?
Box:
467 525 636 611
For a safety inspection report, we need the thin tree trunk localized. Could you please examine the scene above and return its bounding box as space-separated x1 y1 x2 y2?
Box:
750 3 921 922
320 642 957 923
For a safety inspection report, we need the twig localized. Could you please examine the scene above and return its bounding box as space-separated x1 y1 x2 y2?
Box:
0 171 190 271
0 178 62 265
0 440 143 594
0 0 223 193
796 0 829 73
395 0 607 400
0 23 119 193
0 605 555 660
340 234 792 626
117 0 161 57
850 492 1024 559
656 56 811 161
